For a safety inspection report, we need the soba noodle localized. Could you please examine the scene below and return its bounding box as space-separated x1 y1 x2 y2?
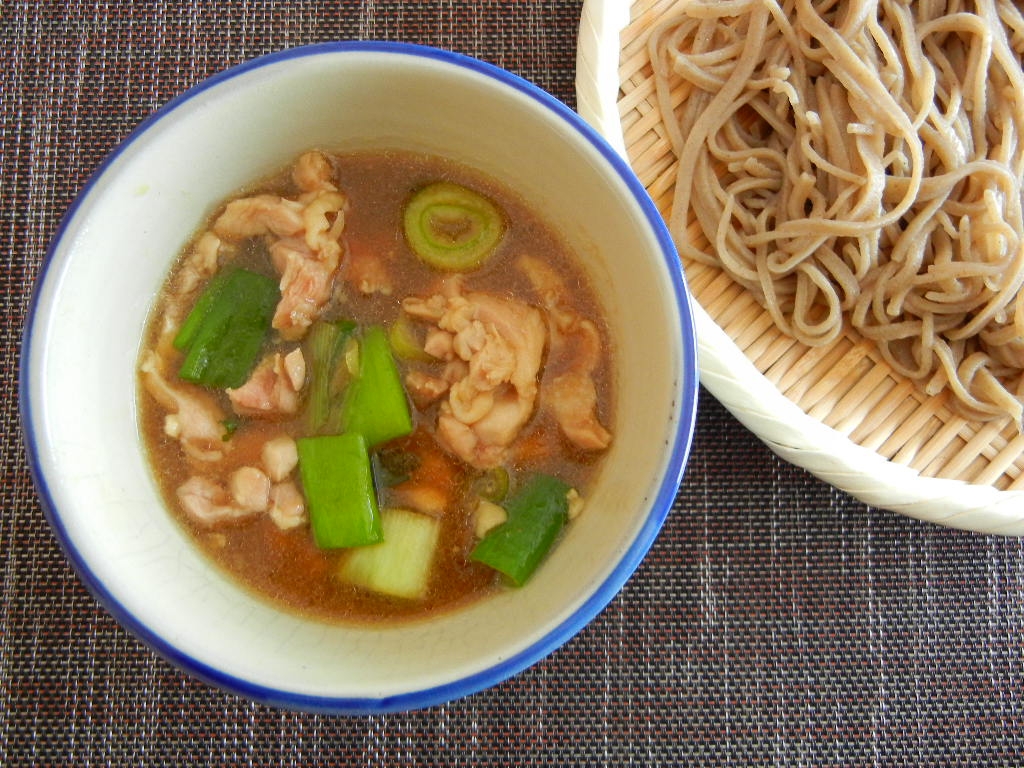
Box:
648 0 1024 423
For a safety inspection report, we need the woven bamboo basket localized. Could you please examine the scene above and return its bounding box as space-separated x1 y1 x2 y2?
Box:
576 0 1024 533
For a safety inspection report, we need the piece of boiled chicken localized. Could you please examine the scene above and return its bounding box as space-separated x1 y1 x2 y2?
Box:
516 254 612 451
176 435 306 530
210 150 348 340
226 348 306 417
403 279 547 469
138 350 230 463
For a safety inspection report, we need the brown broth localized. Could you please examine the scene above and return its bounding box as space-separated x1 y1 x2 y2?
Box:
138 149 615 625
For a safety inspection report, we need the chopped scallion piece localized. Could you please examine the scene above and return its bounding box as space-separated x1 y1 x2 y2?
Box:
339 508 440 600
472 466 510 503
403 182 506 271
471 473 572 586
341 325 413 447
174 268 279 389
304 319 357 433
220 417 240 440
297 433 382 549
173 268 233 353
387 315 433 361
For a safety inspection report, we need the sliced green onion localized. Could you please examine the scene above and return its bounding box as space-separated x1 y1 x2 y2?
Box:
403 181 506 271
174 267 279 389
173 268 233 353
220 417 241 440
341 325 414 448
339 508 440 600
471 473 572 586
472 466 510 503
297 433 382 549
387 315 433 362
304 319 357 433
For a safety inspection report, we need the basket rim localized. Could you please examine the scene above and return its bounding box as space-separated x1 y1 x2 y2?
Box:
575 0 1024 535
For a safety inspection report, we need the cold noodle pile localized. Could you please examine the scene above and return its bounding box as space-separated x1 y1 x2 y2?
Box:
649 0 1024 422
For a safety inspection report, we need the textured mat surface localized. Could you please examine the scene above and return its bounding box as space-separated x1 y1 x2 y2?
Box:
5 1 1024 765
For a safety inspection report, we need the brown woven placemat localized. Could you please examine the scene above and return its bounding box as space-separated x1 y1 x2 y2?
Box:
4 1 1024 765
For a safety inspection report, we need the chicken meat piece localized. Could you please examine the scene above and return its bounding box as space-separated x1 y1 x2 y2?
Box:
261 435 299 482
423 327 455 360
301 189 347 255
176 475 261 527
517 254 612 451
405 369 450 410
178 466 303 530
268 187 347 340
515 254 586 352
403 282 547 469
474 499 508 539
227 349 306 417
139 351 229 462
292 150 336 193
344 237 394 296
384 429 464 518
402 293 448 323
268 481 307 530
547 376 612 450
228 466 271 512
172 231 222 297
210 152 348 340
212 194 306 241
268 238 338 339
389 483 448 517
545 318 611 451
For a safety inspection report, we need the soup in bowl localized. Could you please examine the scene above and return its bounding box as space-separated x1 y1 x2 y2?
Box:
21 42 698 713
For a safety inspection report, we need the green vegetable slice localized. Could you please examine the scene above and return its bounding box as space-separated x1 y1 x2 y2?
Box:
472 466 510 503
297 433 383 549
173 268 233 353
304 319 357 433
339 508 440 600
403 181 506 271
387 315 433 362
174 267 280 389
471 473 572 586
341 325 414 448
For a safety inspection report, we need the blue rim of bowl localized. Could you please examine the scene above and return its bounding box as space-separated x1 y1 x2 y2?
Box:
19 40 699 715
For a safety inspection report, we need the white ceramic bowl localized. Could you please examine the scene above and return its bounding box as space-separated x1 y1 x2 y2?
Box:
21 42 698 713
